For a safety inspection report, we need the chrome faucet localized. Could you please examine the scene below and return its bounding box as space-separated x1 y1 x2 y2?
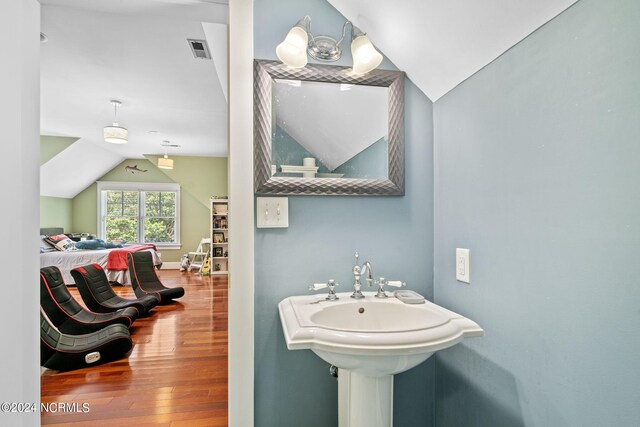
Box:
351 252 373 299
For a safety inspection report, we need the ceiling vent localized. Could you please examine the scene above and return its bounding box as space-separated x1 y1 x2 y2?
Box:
187 39 212 60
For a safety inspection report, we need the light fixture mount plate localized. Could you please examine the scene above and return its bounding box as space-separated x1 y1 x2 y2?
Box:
307 36 342 62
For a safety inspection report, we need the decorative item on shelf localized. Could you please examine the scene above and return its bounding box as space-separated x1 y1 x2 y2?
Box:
213 218 220 229
213 232 225 244
224 250 228 258
214 247 224 257
280 165 319 178
276 16 383 75
212 203 228 215
214 263 221 271
103 100 128 144
220 217 227 228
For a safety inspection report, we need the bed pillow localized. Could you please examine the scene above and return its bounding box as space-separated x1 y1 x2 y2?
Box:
74 239 106 250
44 234 75 251
40 235 56 253
74 239 123 250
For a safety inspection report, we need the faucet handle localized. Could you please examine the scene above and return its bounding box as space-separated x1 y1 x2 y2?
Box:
309 282 328 291
310 280 339 301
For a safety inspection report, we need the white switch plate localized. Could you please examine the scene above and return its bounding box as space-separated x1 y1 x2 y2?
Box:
256 197 289 228
456 248 470 283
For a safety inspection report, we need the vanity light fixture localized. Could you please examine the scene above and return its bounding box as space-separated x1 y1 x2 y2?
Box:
276 16 383 75
103 100 128 144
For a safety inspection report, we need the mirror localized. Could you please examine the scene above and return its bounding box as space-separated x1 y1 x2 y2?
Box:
254 60 404 195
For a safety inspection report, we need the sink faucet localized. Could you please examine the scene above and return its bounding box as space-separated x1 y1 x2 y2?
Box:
352 252 373 299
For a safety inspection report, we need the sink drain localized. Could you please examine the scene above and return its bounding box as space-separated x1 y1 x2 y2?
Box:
358 307 365 314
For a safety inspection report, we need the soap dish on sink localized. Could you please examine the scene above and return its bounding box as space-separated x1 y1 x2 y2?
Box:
394 290 425 304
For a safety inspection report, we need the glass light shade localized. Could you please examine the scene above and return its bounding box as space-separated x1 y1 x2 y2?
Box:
158 154 174 170
276 26 309 68
103 125 128 144
351 35 383 75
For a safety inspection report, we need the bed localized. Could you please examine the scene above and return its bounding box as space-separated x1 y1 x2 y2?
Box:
40 228 162 286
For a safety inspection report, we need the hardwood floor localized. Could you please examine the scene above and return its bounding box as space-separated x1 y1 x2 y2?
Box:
41 270 228 426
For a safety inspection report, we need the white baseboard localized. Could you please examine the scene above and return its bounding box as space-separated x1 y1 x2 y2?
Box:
161 261 181 270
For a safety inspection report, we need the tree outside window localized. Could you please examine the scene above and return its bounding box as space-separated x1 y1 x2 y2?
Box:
99 183 180 246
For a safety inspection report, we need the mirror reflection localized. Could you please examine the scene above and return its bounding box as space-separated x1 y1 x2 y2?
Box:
272 80 389 179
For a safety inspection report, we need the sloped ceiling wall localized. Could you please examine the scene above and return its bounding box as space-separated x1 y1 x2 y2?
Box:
40 138 124 198
328 0 578 101
40 135 79 165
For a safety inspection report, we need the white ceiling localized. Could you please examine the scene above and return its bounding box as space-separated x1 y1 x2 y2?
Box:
328 0 578 101
40 0 228 23
40 140 123 198
40 0 228 197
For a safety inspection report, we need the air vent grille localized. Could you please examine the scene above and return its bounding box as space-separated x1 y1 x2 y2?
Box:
187 38 212 60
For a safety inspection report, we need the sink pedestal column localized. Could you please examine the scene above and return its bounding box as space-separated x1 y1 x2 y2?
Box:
338 370 393 427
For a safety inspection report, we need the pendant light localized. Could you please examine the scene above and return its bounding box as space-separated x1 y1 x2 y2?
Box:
103 100 128 144
157 141 174 169
158 154 174 170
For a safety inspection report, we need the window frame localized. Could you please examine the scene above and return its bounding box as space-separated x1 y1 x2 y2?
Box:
97 181 181 249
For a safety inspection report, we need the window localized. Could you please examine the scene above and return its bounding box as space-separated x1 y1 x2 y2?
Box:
98 182 180 248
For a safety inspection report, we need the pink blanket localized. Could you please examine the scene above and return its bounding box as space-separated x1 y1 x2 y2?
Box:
106 244 156 271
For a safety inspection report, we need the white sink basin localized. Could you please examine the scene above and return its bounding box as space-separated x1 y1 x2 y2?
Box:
278 292 484 427
310 299 449 332
279 292 483 375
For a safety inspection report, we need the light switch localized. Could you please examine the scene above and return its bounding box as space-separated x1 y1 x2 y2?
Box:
256 197 289 228
456 248 470 283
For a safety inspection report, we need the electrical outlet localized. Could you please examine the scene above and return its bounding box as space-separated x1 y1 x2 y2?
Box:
456 248 470 283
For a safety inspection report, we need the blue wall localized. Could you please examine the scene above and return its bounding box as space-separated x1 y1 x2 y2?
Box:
433 0 640 425
254 1 435 426
335 137 388 179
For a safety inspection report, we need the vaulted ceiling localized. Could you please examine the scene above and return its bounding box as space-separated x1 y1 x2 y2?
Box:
39 0 228 198
328 0 578 101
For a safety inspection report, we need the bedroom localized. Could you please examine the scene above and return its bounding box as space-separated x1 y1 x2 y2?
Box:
37 0 231 424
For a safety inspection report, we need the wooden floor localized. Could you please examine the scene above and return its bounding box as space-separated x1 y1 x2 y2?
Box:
41 270 228 426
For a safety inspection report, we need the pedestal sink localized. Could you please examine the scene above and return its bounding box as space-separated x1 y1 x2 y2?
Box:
278 292 483 427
